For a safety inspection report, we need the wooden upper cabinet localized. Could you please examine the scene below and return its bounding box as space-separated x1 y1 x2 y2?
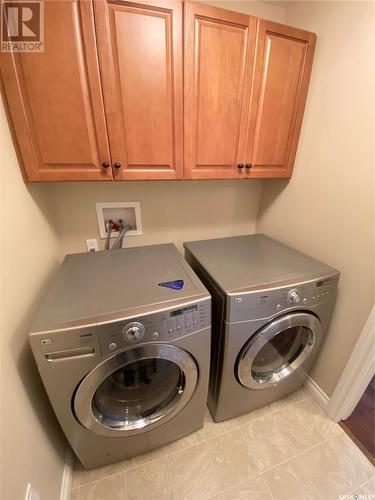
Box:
245 21 316 178
1 0 316 182
184 2 257 179
0 0 112 182
94 0 183 180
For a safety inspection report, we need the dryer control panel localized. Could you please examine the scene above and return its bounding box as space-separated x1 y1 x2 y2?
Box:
228 275 339 323
97 299 211 357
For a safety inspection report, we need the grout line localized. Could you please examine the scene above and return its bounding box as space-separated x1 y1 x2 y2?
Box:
258 430 366 477
75 466 81 489
260 474 275 500
71 486 80 500
78 470 126 489
167 393 314 457
72 391 316 492
204 440 225 500
167 438 204 457
77 402 355 500
307 474 324 500
201 397 337 500
258 436 331 475
123 470 127 500
350 474 375 495
165 453 176 500
208 434 341 500
123 449 168 472
72 470 81 490
207 471 273 500
77 450 168 488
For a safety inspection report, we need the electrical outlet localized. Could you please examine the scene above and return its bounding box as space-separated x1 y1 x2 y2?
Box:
86 239 99 252
25 484 39 500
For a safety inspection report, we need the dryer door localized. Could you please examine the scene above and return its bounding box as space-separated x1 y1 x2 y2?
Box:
237 312 321 390
74 344 198 437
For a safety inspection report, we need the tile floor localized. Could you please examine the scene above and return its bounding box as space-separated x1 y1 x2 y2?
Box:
71 389 374 500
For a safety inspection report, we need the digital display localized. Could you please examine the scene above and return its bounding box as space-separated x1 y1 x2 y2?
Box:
316 279 332 287
170 305 197 317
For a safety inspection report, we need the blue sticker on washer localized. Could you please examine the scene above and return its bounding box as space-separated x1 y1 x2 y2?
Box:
158 280 184 291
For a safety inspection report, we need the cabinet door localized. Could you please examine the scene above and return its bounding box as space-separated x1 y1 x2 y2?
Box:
0 1 111 182
94 0 183 180
245 21 316 178
184 2 257 179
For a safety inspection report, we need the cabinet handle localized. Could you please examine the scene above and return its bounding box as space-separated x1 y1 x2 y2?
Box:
101 162 110 169
113 162 121 169
245 163 253 169
237 163 245 169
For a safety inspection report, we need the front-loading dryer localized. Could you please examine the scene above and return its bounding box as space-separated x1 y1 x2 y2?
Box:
184 234 339 422
29 244 211 469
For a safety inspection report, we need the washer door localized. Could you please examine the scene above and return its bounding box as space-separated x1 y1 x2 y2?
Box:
237 312 321 390
74 344 198 437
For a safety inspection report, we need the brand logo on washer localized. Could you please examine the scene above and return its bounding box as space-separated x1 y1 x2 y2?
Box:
158 280 184 291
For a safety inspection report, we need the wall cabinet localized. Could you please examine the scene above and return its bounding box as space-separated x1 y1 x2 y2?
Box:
0 0 316 182
245 20 316 178
0 0 112 181
184 3 316 179
93 0 183 180
184 2 257 180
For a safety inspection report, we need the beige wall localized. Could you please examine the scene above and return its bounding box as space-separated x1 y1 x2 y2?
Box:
3 1 372 497
48 179 262 255
47 0 287 257
256 1 374 396
0 2 284 498
206 0 286 21
0 97 66 499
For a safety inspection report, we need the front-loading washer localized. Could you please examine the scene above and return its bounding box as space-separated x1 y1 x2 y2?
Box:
29 244 211 469
184 234 339 422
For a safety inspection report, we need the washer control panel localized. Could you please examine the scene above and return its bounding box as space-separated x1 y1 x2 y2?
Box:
287 288 301 305
167 304 206 337
122 322 145 342
97 299 211 357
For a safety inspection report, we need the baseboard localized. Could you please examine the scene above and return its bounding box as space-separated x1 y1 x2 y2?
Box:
60 448 73 500
304 375 330 410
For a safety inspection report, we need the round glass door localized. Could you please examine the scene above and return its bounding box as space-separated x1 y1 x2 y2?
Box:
74 345 198 437
93 358 184 430
237 313 321 390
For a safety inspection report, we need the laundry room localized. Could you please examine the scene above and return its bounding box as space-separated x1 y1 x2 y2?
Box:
0 1 373 500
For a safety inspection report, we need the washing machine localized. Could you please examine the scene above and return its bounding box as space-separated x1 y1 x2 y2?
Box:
29 244 211 469
184 234 339 422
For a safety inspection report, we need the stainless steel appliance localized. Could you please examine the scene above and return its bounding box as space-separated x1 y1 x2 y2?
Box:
29 244 211 469
184 234 339 422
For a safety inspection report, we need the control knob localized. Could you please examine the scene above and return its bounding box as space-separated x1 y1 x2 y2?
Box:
287 288 301 305
123 322 145 342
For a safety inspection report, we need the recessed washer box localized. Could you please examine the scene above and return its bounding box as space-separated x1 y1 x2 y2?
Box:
96 202 143 239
